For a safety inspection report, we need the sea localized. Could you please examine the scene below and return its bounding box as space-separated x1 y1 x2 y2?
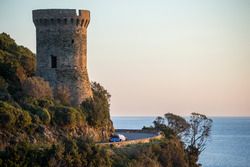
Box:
112 117 250 167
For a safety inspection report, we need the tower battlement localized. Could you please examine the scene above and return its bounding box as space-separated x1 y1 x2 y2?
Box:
33 9 90 28
33 9 93 106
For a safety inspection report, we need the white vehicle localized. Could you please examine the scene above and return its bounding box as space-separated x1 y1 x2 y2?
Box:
109 134 127 142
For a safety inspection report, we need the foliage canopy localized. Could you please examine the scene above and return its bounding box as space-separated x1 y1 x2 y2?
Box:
81 82 111 128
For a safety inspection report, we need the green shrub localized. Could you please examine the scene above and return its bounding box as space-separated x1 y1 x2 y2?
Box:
17 109 32 128
0 76 8 91
0 76 11 101
0 138 112 167
21 98 54 109
34 108 51 125
20 98 55 125
81 82 111 127
0 103 16 127
52 106 84 127
0 33 35 101
26 106 51 125
0 32 35 77
0 58 26 97
112 139 189 167
37 99 54 108
0 101 32 128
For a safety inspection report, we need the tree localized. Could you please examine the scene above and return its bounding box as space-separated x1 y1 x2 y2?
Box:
164 113 190 135
81 82 111 127
22 76 53 100
185 113 213 156
153 116 166 130
152 112 212 165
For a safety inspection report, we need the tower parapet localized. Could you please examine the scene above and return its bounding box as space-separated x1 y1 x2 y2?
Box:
33 9 93 105
33 9 90 28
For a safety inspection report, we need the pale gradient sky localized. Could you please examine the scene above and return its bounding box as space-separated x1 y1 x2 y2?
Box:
0 0 249 116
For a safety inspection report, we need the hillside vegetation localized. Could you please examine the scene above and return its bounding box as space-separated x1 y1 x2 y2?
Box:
0 33 206 167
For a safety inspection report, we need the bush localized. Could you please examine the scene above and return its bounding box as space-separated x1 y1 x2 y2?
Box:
0 55 26 97
17 109 32 128
0 138 112 167
81 82 111 127
21 102 51 125
36 99 54 108
112 139 189 167
21 98 54 109
0 76 8 91
0 33 35 100
54 85 71 105
31 107 51 125
0 103 16 127
52 106 84 127
0 76 11 101
0 32 35 77
22 77 53 100
0 101 32 128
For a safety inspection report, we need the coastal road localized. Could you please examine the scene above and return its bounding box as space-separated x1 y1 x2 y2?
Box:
117 132 158 140
115 129 159 140
97 129 162 147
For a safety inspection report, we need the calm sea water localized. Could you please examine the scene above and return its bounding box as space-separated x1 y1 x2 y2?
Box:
112 117 250 167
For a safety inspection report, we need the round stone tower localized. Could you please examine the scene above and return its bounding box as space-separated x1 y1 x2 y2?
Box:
32 9 93 105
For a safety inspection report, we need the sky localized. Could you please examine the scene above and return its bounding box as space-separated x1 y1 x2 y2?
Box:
0 0 249 116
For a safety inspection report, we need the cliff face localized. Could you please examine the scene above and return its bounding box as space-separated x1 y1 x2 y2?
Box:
0 114 114 150
0 32 114 150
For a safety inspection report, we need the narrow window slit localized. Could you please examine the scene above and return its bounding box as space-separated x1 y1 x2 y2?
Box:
51 55 57 68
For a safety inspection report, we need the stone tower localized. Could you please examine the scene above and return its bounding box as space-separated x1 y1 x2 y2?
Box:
32 9 93 105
